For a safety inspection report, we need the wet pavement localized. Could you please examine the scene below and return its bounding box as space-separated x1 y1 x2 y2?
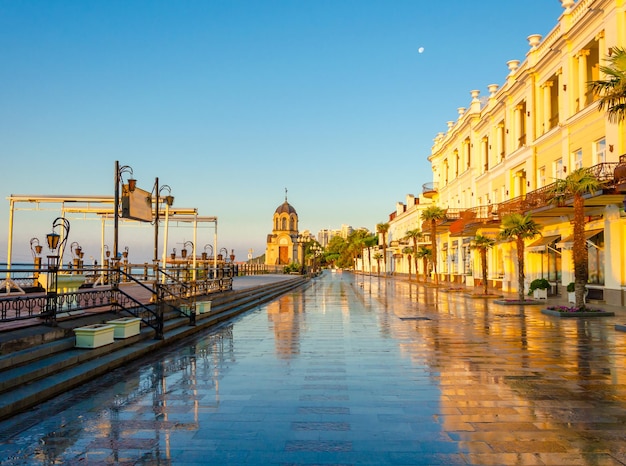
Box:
1 271 626 465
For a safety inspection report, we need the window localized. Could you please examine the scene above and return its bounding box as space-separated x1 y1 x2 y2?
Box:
572 149 583 171
554 158 565 180
537 166 546 188
517 101 526 148
594 138 606 164
482 137 489 172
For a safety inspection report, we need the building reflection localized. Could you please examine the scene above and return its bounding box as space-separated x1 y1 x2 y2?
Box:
384 278 624 460
266 292 305 358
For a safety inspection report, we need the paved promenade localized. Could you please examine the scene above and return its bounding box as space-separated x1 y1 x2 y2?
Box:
1 271 626 465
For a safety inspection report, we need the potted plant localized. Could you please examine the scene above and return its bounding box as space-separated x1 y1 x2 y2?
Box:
567 282 587 304
528 278 550 300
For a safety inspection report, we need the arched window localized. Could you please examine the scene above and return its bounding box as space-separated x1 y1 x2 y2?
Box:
281 217 287 230
290 217 294 230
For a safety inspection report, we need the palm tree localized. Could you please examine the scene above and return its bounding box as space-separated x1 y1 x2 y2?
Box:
498 213 543 301
470 234 496 295
549 168 605 307
404 229 423 282
588 47 626 123
372 253 383 277
363 234 378 275
415 245 432 282
376 223 390 275
402 246 414 281
421 206 447 285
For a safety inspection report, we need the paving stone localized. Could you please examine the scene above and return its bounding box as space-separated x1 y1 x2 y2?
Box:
1 273 626 464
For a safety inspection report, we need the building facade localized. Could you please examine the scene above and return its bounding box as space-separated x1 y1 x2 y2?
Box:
425 0 626 304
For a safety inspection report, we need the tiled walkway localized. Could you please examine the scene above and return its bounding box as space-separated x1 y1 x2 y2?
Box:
1 272 626 465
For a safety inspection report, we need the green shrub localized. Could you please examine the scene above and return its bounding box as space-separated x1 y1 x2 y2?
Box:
566 282 575 293
528 278 550 295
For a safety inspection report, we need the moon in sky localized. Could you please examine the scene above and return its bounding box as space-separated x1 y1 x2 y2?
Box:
418 47 425 54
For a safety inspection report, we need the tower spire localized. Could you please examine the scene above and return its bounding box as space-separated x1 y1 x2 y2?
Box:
285 187 288 202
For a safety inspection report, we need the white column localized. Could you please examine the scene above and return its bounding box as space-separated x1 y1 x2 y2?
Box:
578 51 587 107
604 204 624 289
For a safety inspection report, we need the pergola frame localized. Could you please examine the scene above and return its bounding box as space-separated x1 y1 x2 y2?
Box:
2 194 218 294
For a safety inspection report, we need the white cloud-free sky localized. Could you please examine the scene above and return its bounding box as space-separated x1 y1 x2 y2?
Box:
0 0 565 263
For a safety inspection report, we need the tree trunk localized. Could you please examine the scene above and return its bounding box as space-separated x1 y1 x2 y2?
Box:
573 194 588 307
516 236 525 301
413 239 419 282
481 249 489 295
431 220 438 285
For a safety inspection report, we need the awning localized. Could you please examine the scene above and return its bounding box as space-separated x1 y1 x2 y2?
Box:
527 235 561 253
557 229 603 250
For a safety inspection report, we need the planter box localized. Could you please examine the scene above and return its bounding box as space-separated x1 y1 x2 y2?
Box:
74 324 115 348
197 301 212 314
541 309 615 318
533 288 548 300
568 291 587 304
107 317 142 339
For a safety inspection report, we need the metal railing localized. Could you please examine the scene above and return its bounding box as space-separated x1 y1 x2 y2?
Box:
496 162 619 219
0 263 236 336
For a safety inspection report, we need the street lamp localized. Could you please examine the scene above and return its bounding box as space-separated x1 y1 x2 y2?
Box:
30 238 42 282
45 217 70 325
182 241 194 260
229 249 236 263
296 236 308 274
152 177 174 263
114 161 135 261
218 247 228 262
202 244 213 261
70 241 81 271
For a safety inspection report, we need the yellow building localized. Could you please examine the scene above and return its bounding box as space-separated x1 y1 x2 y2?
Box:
427 0 626 305
265 196 300 266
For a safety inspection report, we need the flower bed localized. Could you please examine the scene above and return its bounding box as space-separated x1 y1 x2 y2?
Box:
493 299 537 305
541 305 614 318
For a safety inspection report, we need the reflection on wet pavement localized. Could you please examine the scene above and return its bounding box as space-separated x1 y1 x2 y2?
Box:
1 272 626 465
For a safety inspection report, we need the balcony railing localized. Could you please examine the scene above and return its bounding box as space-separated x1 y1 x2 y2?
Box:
422 182 438 198
614 155 626 189
497 162 619 218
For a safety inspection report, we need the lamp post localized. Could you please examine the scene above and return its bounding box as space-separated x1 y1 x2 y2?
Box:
70 241 81 272
30 238 42 283
152 178 174 263
45 217 70 326
113 161 135 262
296 236 308 275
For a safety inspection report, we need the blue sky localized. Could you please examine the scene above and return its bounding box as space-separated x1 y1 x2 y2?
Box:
0 0 565 263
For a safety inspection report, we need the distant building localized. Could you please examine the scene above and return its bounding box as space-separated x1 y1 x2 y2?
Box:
265 196 299 266
316 224 355 247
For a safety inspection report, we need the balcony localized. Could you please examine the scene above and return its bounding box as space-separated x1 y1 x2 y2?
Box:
421 208 461 233
422 182 438 198
497 162 621 220
616 154 626 193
